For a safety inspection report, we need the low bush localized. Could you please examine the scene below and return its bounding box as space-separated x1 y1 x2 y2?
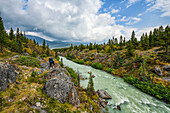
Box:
91 62 103 70
73 59 84 64
124 75 170 103
65 67 78 86
17 56 40 67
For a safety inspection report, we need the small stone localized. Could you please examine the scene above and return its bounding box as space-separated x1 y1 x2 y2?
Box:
37 71 42 75
36 102 41 107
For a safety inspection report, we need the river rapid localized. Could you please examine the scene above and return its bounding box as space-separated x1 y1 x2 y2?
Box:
60 56 170 113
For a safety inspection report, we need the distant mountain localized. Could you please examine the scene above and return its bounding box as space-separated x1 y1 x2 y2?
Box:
26 35 71 49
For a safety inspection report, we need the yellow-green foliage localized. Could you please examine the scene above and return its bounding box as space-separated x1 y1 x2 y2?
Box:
105 45 110 53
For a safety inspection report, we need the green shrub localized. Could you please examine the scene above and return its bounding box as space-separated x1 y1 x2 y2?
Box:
32 51 38 57
124 75 170 103
106 68 114 74
17 56 40 67
73 59 84 64
40 54 47 58
65 67 78 86
31 70 37 77
91 62 103 70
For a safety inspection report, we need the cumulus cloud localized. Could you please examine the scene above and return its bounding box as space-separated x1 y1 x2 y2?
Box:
0 0 156 43
111 9 120 13
146 0 170 17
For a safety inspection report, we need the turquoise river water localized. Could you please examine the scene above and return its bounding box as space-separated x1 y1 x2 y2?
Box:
60 56 170 113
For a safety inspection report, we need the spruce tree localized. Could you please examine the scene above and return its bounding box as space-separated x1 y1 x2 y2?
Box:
87 71 94 97
9 27 15 40
89 42 93 50
46 43 50 56
164 25 170 54
131 30 135 48
42 39 46 51
18 40 23 54
115 38 118 45
123 37 126 46
144 33 149 50
120 35 123 49
16 28 20 42
149 31 153 48
0 17 6 52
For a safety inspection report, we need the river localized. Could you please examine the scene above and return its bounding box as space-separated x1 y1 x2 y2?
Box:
60 56 170 113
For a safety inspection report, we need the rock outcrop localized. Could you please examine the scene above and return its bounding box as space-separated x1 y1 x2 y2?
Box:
97 89 112 108
0 63 18 91
163 65 170 72
153 66 163 76
97 89 112 99
43 67 80 106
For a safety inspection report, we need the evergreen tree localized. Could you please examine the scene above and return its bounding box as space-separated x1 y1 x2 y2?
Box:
144 33 149 50
9 27 15 40
126 40 134 57
164 25 170 54
120 35 123 49
131 31 135 45
89 42 93 50
16 28 20 42
134 38 138 49
18 40 23 54
0 17 6 52
42 39 46 51
115 38 118 45
46 43 50 56
33 39 36 45
86 44 88 49
32 50 38 57
140 33 144 49
87 71 94 97
149 31 153 48
123 37 126 46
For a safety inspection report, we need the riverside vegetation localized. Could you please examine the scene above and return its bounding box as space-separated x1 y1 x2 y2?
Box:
55 25 170 104
0 16 102 112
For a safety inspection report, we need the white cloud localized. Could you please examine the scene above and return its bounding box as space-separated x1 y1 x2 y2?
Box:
146 0 170 17
118 16 141 25
111 9 120 13
138 13 142 16
0 0 157 43
127 0 140 8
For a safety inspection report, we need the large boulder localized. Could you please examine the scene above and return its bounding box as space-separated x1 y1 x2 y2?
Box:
163 65 170 72
97 89 112 99
43 68 80 106
0 63 18 91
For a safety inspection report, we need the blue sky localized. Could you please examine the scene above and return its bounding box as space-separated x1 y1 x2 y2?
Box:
0 0 169 42
100 0 170 28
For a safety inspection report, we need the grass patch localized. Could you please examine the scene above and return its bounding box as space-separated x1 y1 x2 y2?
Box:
15 56 40 67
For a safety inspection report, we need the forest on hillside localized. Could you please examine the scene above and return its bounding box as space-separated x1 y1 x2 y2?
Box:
55 25 170 103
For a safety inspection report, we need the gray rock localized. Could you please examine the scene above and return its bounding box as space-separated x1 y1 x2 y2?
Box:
43 68 80 106
154 66 163 76
0 67 8 91
0 64 18 91
40 63 50 70
163 65 170 72
162 77 170 81
22 66 29 70
37 71 42 75
23 53 29 56
13 55 19 58
97 89 112 99
99 97 107 108
31 106 48 113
